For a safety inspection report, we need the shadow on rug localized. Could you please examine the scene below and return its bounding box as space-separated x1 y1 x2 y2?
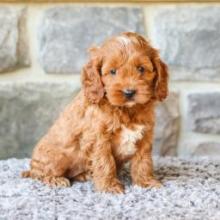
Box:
0 157 219 220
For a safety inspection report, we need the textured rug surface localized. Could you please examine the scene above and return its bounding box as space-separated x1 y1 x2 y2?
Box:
0 157 220 220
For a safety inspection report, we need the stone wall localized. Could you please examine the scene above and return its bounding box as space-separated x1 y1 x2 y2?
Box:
0 3 219 159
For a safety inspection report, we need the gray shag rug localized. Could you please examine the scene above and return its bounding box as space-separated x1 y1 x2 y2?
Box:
0 157 220 220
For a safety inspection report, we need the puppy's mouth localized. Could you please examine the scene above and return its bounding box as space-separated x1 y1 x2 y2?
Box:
124 100 136 107
123 93 137 107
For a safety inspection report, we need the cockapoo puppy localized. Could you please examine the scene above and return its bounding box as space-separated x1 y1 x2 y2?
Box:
22 32 168 193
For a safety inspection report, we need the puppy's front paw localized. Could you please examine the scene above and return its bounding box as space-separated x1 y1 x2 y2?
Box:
98 179 125 194
107 179 125 194
44 176 71 187
134 178 162 189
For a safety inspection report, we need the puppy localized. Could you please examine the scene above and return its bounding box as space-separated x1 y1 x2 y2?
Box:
22 32 168 193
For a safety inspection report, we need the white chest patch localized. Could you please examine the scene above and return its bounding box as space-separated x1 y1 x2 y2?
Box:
119 124 145 157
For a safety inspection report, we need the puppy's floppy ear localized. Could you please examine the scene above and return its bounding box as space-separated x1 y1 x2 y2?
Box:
132 33 169 101
152 55 169 101
81 47 104 104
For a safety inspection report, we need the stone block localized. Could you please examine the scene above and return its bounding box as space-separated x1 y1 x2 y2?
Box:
188 92 220 134
149 6 220 81
38 6 144 74
0 82 80 159
154 92 180 156
0 7 29 73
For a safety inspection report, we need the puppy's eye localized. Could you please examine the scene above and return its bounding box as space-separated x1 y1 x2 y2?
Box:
110 69 117 75
137 66 145 74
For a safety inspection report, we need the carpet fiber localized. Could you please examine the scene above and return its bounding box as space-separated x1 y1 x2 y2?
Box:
0 157 220 220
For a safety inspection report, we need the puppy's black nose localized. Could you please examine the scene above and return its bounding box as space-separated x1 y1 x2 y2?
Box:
123 89 136 99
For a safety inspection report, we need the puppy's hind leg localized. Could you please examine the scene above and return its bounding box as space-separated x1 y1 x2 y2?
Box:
22 170 70 187
21 150 71 187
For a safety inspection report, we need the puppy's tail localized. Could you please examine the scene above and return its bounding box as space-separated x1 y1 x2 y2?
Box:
21 170 31 178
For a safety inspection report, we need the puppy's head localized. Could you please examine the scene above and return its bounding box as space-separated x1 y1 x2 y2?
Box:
82 32 168 107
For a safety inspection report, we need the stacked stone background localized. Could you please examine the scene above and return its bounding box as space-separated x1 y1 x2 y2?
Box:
0 4 219 159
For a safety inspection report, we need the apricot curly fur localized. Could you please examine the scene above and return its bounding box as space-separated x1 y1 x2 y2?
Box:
22 32 169 193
